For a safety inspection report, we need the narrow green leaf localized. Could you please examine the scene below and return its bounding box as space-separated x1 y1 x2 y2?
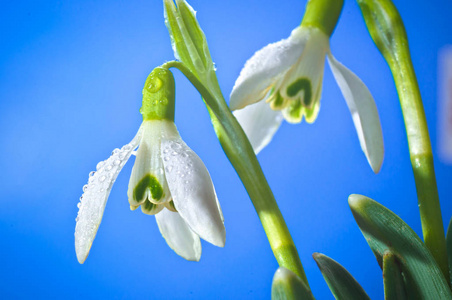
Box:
175 0 211 68
383 251 407 300
313 253 370 300
447 217 452 287
271 267 314 300
349 194 452 299
163 0 207 75
163 0 193 70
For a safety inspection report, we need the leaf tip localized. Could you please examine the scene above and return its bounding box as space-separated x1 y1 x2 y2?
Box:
348 194 370 212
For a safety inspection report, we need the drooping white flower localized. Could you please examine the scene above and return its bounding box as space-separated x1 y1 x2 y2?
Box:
230 26 384 173
75 68 225 264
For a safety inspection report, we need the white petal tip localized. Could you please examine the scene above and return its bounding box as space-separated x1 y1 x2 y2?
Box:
184 254 201 262
370 158 382 174
369 148 384 174
76 251 88 264
208 229 226 248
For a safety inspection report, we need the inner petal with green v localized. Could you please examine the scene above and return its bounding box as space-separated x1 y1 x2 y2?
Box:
127 120 172 212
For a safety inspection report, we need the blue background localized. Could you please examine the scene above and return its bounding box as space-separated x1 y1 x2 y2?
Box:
1 0 451 298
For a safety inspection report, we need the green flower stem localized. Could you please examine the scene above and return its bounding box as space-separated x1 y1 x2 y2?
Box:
357 0 449 282
162 61 309 287
301 0 344 36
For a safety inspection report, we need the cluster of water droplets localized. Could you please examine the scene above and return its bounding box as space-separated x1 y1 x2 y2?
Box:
231 27 308 111
161 138 194 193
74 141 137 254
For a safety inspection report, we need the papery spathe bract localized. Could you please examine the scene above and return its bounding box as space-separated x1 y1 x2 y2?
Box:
230 26 384 173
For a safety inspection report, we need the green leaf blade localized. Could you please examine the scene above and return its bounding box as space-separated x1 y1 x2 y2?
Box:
383 251 408 300
271 267 315 300
349 194 452 299
175 0 211 69
446 217 452 287
163 0 193 70
313 253 370 300
163 0 209 76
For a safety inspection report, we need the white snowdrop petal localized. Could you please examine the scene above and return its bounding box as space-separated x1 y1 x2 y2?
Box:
327 52 384 173
75 128 142 264
161 124 225 247
229 27 308 110
156 209 201 261
233 100 283 154
127 121 171 206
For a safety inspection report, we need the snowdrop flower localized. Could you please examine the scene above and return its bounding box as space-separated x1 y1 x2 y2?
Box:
75 67 225 263
230 1 384 173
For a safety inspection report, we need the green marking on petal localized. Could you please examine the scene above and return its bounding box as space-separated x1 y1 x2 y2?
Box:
304 101 320 124
285 99 303 123
142 200 156 213
133 174 164 203
169 200 177 212
286 78 312 106
270 91 286 110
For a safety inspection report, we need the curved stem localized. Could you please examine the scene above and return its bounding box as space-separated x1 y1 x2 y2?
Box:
357 0 449 282
162 61 309 287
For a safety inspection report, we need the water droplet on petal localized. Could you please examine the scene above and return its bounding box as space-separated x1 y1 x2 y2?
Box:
96 161 105 170
106 165 113 171
82 185 88 192
164 156 170 162
89 171 96 177
100 175 106 182
171 143 182 150
114 160 120 166
112 148 120 155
